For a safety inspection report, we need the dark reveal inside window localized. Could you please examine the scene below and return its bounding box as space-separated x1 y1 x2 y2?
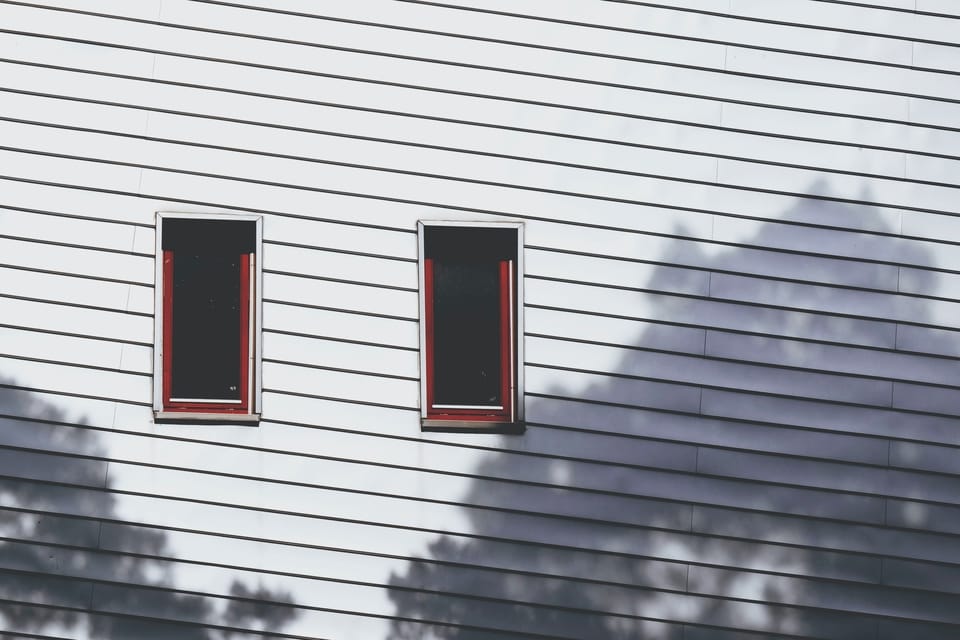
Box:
423 226 517 423
161 219 256 414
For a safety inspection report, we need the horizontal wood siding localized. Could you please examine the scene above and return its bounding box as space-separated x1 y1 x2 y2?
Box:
2 1 960 638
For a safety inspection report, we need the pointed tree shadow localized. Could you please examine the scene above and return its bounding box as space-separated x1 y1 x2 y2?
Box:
386 188 953 638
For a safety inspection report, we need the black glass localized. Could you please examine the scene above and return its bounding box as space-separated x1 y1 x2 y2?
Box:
170 251 242 400
433 261 501 406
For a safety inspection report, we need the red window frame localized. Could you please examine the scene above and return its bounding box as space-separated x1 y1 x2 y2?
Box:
423 257 516 423
160 250 256 415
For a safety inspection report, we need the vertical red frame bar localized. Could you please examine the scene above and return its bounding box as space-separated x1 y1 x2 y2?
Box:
161 251 252 414
424 257 436 415
162 250 174 409
237 252 251 413
497 259 512 422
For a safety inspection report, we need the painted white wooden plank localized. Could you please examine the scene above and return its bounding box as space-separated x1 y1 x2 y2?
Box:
22 0 163 20
143 105 721 189
690 565 960 627
0 54 888 240
0 386 123 431
526 335 894 406
0 297 152 345
529 225 712 274
718 158 940 214
263 332 417 378
0 265 143 312
0 55 714 192
723 100 960 161
526 247 710 296
146 16 914 124
0 27 154 78
893 381 960 415
102 459 698 545
0 326 133 372
908 94 960 130
709 272 954 329
0 356 149 404
164 0 728 84
265 215 414 259
705 330 960 388
163 0 726 72
700 387 960 444
899 269 960 314
262 361 418 408
0 147 142 195
692 504 960 581
917 0 960 16
531 393 890 467
108 525 690 608
131 124 723 221
87 20 725 132
151 51 721 156
0 473 875 588
114 400 692 479
700 219 903 290
21 426 692 533
697 448 888 497
524 306 707 356
0 236 152 285
901 210 960 246
526 366 702 414
224 0 914 70
730 0 921 41
261 243 417 290
0 169 157 228
713 215 905 264
0 207 137 253
93 580 397 640
148 56 686 166
0 84 149 136
133 135 923 247
526 277 898 348
726 45 960 101
263 272 418 318
263 304 418 350
896 323 960 359
904 152 960 191
2 45 915 193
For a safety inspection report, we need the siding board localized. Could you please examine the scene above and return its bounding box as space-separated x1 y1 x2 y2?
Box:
4 0 960 637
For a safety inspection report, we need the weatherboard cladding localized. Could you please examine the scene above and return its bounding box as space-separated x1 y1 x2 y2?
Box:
1 0 960 637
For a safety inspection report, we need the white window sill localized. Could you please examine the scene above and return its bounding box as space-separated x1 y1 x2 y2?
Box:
421 419 524 434
154 412 260 425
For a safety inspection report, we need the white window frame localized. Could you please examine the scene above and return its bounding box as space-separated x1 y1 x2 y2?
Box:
153 212 263 423
417 220 525 432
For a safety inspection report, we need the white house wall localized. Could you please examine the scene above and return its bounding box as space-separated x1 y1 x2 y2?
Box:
2 0 960 638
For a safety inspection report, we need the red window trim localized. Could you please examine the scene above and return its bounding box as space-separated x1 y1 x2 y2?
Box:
161 250 255 414
424 257 515 422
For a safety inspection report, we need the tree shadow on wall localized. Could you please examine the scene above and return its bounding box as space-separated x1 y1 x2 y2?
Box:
0 382 299 638
387 188 960 639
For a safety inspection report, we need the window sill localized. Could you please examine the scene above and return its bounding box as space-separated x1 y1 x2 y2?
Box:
421 419 524 434
154 412 260 425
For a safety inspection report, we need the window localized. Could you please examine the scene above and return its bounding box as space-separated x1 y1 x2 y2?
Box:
153 214 262 422
418 221 524 431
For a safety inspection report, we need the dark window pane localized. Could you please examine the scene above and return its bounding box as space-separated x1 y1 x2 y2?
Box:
424 227 515 261
171 251 242 400
163 219 256 254
433 261 501 406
